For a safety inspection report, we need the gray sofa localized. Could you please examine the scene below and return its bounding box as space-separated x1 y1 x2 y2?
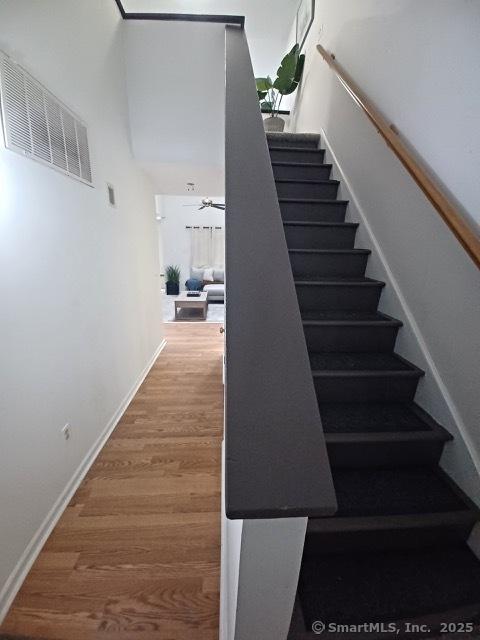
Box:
190 267 225 302
203 282 225 302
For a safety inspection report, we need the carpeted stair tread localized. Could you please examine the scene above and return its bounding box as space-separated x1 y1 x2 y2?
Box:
289 248 370 254
269 146 325 153
301 311 394 322
295 276 383 285
330 467 469 517
276 177 340 185
284 220 357 227
272 161 333 168
319 402 439 433
267 132 320 145
298 545 480 628
279 197 349 203
309 352 419 373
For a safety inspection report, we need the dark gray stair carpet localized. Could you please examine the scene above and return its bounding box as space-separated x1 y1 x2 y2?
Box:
289 248 370 254
298 546 480 629
269 131 480 633
279 197 347 203
331 468 467 517
273 161 330 167
284 220 357 227
267 132 320 148
319 402 436 433
269 147 325 155
301 311 393 322
295 275 379 283
309 352 415 372
269 149 326 164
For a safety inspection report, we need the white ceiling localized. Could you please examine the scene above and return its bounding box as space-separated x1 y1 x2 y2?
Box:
121 0 299 76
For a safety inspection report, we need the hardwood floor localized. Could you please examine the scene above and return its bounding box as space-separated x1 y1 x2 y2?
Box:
0 323 224 640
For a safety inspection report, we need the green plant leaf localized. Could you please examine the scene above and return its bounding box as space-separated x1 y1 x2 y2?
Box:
289 43 300 56
294 53 305 83
278 53 305 95
257 90 267 101
165 264 181 284
273 44 300 94
256 77 273 92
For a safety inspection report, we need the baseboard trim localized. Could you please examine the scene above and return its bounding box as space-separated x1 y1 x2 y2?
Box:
320 126 480 482
0 338 167 623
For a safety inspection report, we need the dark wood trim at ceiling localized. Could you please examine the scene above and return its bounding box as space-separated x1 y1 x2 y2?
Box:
114 0 245 27
114 0 127 18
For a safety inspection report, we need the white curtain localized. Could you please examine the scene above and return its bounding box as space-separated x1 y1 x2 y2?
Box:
212 227 225 268
190 227 224 268
190 227 212 267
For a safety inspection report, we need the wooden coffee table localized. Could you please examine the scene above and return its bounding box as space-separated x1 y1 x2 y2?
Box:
174 291 208 321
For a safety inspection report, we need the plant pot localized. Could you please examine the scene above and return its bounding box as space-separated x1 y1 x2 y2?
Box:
264 116 285 132
166 281 180 295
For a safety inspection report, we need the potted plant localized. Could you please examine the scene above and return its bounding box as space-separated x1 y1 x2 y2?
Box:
256 44 305 132
165 265 181 295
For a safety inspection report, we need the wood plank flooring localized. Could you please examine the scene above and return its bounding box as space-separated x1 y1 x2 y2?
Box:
0 323 224 640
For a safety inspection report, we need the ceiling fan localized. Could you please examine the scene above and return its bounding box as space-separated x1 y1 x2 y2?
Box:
183 197 225 211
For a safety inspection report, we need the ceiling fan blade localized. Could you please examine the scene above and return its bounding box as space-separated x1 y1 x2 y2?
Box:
198 205 207 210
212 204 226 210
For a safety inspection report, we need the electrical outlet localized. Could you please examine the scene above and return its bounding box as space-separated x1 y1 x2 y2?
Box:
61 423 71 441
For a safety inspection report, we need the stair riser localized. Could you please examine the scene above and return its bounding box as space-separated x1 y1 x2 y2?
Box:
279 200 347 222
284 225 357 249
276 181 339 199
326 439 446 468
296 284 383 312
303 521 475 556
304 323 400 352
313 374 421 402
290 252 369 278
273 164 332 181
269 148 325 163
267 137 319 149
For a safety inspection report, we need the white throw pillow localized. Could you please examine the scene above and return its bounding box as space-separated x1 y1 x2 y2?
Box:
213 268 224 282
203 267 214 282
191 267 204 281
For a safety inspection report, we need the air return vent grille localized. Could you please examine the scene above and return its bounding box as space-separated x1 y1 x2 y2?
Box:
0 52 93 185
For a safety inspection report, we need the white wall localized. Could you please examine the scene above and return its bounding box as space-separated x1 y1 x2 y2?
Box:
124 20 226 195
122 0 298 78
158 195 225 289
291 0 480 228
0 0 163 616
290 0 480 501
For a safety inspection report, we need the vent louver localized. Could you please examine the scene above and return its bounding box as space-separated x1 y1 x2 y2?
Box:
0 52 93 186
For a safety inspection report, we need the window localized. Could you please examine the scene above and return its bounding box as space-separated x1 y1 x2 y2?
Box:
0 51 93 185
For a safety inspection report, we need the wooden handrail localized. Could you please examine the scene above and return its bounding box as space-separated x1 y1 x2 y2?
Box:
317 44 480 270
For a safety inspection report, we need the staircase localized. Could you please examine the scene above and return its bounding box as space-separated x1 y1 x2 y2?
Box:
266 132 480 638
